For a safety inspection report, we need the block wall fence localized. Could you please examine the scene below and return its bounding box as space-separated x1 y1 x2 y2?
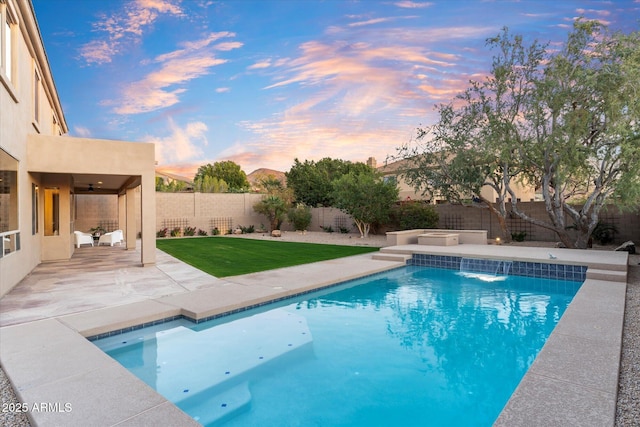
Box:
74 193 640 244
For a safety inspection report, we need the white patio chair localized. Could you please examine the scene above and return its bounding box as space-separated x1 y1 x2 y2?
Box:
98 229 124 246
74 231 94 248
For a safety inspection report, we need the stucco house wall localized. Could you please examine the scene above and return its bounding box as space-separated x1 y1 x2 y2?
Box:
0 0 156 297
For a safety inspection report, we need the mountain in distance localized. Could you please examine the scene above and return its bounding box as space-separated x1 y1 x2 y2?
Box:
247 168 286 192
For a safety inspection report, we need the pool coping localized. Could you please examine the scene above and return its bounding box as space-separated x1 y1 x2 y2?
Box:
0 245 628 426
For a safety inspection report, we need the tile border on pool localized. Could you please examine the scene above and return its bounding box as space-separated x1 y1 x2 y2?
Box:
409 254 588 282
86 269 396 341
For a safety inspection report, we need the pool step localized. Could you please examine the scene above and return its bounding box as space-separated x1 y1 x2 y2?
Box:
372 253 412 263
181 382 252 426
586 268 627 283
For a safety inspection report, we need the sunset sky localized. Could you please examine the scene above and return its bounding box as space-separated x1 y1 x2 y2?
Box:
33 0 639 178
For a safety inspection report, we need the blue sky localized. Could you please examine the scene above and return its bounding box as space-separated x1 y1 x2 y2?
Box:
33 0 639 178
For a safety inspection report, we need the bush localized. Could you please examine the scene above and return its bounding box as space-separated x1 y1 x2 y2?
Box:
156 228 168 238
170 227 181 237
212 227 220 235
591 222 618 245
389 201 439 230
197 229 208 236
183 226 196 236
511 231 526 242
240 225 255 234
288 203 313 231
321 225 334 233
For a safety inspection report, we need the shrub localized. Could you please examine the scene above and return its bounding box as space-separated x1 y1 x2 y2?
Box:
170 227 181 237
389 201 439 230
511 231 527 242
591 222 618 245
197 229 208 236
183 226 196 236
156 228 168 238
288 203 313 231
240 225 255 234
321 225 334 233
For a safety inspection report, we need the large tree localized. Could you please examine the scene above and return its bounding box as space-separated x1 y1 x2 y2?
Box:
331 171 399 238
286 158 373 207
398 21 640 248
397 27 545 242
510 21 640 248
194 161 249 192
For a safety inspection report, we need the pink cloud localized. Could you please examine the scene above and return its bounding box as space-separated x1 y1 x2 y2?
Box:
229 24 495 172
393 1 434 9
79 0 184 65
109 32 240 114
145 119 208 165
248 60 272 70
348 18 393 27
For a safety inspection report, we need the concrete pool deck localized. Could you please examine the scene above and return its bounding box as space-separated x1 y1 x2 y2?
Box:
0 240 629 426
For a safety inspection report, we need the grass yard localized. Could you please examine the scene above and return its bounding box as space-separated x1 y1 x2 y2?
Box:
156 237 379 277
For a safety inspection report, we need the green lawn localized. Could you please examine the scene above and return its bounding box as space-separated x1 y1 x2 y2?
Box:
156 237 379 277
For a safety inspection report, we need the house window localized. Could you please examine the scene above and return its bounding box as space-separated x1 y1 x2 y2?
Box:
383 176 397 185
34 70 40 124
0 0 17 87
32 183 38 235
3 15 10 80
0 148 19 256
44 187 60 236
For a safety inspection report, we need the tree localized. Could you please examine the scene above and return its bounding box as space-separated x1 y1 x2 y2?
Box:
155 177 188 192
193 175 228 193
331 171 399 238
257 175 285 195
286 158 373 206
510 21 640 248
194 161 249 192
398 21 640 248
254 195 288 231
396 27 545 242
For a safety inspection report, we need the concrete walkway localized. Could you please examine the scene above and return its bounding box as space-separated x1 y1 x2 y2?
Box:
0 239 629 426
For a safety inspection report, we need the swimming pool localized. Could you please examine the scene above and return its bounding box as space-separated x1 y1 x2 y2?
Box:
94 265 582 426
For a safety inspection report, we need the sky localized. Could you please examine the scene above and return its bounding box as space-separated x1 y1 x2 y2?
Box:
33 0 640 178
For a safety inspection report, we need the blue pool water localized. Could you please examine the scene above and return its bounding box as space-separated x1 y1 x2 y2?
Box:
94 266 581 426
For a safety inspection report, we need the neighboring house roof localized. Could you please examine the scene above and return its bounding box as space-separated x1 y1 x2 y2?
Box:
377 157 417 175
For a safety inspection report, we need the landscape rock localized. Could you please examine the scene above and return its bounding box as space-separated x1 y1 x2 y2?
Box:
615 241 636 254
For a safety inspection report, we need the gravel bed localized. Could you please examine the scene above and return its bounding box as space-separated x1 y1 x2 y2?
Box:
616 254 640 426
1 238 638 427
0 366 31 427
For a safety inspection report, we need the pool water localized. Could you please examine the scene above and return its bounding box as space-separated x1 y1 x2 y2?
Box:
94 266 581 426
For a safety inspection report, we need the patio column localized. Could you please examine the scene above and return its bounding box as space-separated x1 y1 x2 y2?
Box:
125 188 136 250
118 193 126 242
140 172 156 266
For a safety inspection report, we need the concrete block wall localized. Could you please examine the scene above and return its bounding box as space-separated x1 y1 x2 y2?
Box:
434 202 640 244
75 193 639 244
74 195 119 233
